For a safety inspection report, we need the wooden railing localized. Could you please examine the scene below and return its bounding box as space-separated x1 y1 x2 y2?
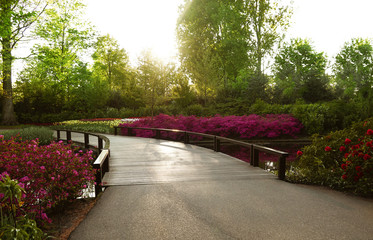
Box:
114 126 289 180
55 130 110 196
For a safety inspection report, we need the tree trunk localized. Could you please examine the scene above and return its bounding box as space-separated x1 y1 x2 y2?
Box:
1 32 18 125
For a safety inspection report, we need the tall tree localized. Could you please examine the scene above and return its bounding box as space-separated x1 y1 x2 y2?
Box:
334 38 373 117
177 0 250 103
177 0 292 103
334 38 373 98
244 0 292 98
273 38 330 103
15 0 95 115
92 34 131 90
0 0 49 125
137 50 174 117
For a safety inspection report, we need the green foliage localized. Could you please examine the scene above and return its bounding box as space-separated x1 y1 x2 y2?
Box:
1 127 54 145
288 118 373 196
334 38 373 118
177 0 251 101
212 98 251 116
245 0 293 84
171 72 197 109
14 0 97 117
184 104 205 116
92 34 132 92
0 0 48 125
136 51 175 117
273 38 331 103
241 99 368 135
0 174 46 240
334 38 373 98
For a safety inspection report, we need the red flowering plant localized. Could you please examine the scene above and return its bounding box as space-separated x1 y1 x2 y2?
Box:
289 118 373 196
339 129 373 194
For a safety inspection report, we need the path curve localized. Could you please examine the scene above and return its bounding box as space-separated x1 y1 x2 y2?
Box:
69 134 373 240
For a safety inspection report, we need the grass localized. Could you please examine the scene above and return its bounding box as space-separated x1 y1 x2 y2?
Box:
0 126 54 145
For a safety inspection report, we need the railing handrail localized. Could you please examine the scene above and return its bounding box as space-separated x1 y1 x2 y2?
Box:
54 129 110 196
114 126 289 180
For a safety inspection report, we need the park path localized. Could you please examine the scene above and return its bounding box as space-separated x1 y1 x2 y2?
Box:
68 134 373 240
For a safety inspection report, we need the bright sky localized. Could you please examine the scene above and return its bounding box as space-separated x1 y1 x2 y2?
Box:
286 0 373 59
86 0 373 65
86 0 184 64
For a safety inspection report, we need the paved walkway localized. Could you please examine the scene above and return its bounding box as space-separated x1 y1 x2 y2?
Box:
68 134 373 240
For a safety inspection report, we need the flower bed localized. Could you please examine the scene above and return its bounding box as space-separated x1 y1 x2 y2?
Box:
0 135 95 224
118 114 304 165
119 114 304 140
53 119 123 134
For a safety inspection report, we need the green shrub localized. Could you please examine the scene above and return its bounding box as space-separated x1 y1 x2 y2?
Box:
214 98 251 116
105 107 120 118
119 108 136 118
288 117 373 196
1 127 54 145
184 104 205 116
0 174 47 239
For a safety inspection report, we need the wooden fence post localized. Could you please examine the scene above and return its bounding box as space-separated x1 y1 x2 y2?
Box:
94 165 102 196
250 145 254 166
66 131 71 142
155 130 161 139
184 132 189 144
278 155 286 180
253 148 259 167
98 138 103 152
214 137 221 152
84 133 89 149
57 130 61 141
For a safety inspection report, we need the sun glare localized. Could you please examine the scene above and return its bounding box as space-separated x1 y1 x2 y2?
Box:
86 0 183 64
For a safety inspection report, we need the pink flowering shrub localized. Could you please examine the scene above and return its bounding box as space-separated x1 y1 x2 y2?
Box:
0 135 96 223
119 114 303 165
119 114 303 140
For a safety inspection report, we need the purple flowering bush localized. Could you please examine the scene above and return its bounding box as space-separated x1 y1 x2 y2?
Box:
119 114 303 140
0 135 96 223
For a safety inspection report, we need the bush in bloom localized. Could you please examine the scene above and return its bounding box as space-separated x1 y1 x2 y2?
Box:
290 118 373 196
119 114 303 140
0 135 96 223
338 129 373 194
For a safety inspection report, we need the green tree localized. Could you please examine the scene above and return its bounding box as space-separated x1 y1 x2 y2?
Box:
177 0 250 103
334 38 373 117
92 34 131 90
177 0 292 103
273 38 330 103
16 0 95 115
171 69 196 109
136 51 174 117
244 0 292 100
0 0 49 125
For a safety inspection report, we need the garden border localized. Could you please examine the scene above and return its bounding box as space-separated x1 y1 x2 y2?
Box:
55 129 110 196
114 126 289 180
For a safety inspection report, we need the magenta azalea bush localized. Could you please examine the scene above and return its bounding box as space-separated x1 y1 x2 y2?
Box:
119 114 304 165
0 135 96 223
119 114 303 140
